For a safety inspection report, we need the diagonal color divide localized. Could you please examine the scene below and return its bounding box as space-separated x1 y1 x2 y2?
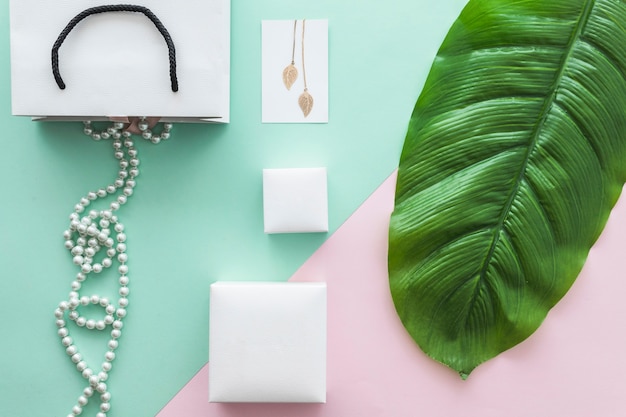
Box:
158 171 626 417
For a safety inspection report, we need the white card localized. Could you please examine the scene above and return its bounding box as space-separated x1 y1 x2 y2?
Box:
262 19 329 123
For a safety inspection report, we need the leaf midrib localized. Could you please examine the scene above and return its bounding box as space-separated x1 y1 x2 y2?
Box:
465 0 597 328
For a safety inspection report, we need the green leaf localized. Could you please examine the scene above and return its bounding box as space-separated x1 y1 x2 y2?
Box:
389 0 626 379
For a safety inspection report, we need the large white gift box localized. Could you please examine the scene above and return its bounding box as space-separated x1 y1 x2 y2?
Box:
263 168 328 234
209 282 327 403
9 0 230 122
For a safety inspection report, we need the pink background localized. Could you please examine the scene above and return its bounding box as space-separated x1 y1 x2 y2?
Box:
158 171 626 417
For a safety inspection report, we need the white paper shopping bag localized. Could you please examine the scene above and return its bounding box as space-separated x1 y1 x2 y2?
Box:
9 0 230 122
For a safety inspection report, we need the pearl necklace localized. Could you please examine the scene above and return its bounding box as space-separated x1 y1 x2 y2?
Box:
55 119 172 417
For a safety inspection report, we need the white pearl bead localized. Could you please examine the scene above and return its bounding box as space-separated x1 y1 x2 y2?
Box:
92 264 103 274
87 192 97 200
118 265 128 275
58 328 69 337
81 264 93 274
55 309 64 319
111 329 121 339
102 362 113 372
117 195 127 205
116 308 127 318
69 298 80 308
126 179 136 188
110 202 120 211
123 187 133 196
72 255 84 265
86 320 96 329
56 319 66 328
66 346 77 356
113 320 123 330
119 287 129 297
76 361 87 372
82 368 93 379
161 132 171 140
62 336 72 347
105 238 114 248
96 382 107 393
76 317 86 327
96 321 106 330
102 258 113 268
100 402 111 412
118 298 129 308
101 132 110 140
105 351 116 362
105 305 115 315
101 392 111 402
116 243 126 253
96 413 106 417
83 387 94 397
75 204 85 213
71 353 82 363
108 340 119 350
117 253 128 263
69 311 79 320
77 396 88 406
72 405 82 415
106 185 116 194
119 276 129 286
98 371 109 381
114 178 124 188
104 315 114 325
129 168 139 177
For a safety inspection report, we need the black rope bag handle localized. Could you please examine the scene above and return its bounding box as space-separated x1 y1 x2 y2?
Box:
52 4 178 92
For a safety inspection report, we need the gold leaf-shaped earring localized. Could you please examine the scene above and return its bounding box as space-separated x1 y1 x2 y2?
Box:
283 64 298 90
282 20 298 90
299 89 314 117
299 19 314 117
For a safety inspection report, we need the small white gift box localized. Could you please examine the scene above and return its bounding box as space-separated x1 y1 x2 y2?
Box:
263 168 329 234
9 0 230 122
209 282 327 403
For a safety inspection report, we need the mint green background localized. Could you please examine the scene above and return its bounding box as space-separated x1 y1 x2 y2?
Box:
0 0 467 415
